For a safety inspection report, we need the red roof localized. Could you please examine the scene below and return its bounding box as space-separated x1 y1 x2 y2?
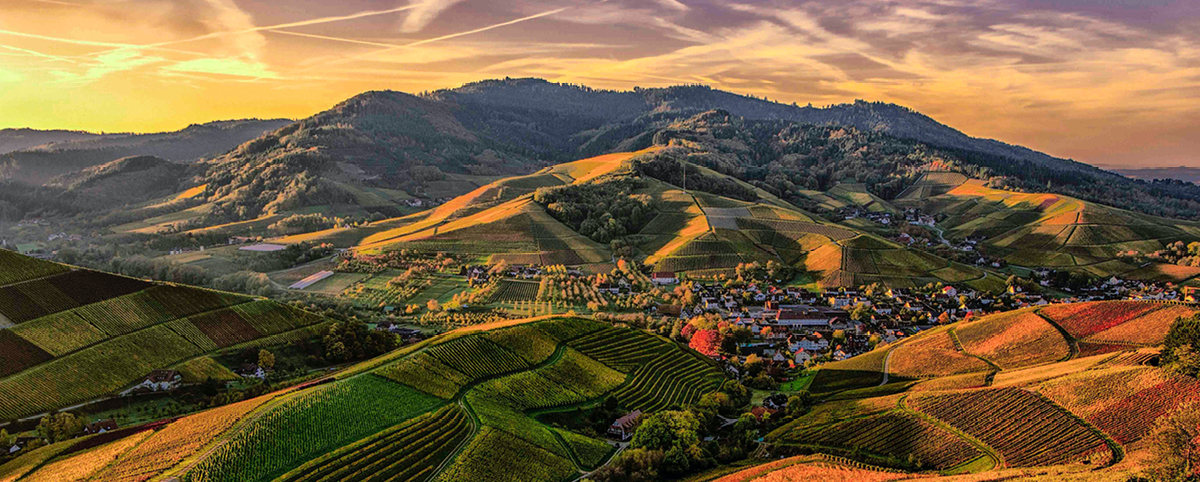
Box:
652 272 676 278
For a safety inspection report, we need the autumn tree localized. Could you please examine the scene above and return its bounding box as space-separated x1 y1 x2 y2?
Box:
689 329 721 357
257 349 276 370
1147 402 1200 481
38 412 83 443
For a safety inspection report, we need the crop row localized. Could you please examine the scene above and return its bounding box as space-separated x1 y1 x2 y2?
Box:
378 351 473 400
888 329 990 378
0 250 70 286
612 350 722 412
275 405 471 482
427 336 530 380
955 310 1069 369
181 376 442 482
656 253 744 273
1087 376 1200 444
482 325 557 364
910 388 1111 467
478 348 625 411
776 411 981 470
0 325 204 420
0 329 54 378
21 430 154 482
735 218 857 240
808 348 888 394
432 426 576 482
568 327 670 372
489 279 540 303
9 311 107 356
534 317 605 343
1039 301 1162 339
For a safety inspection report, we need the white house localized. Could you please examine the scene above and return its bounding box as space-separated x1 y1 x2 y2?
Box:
651 272 678 285
120 370 182 396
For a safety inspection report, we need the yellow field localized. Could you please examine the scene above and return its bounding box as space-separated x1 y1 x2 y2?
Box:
174 184 208 200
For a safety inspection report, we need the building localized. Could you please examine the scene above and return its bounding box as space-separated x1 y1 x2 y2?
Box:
774 306 835 327
651 272 678 285
608 410 643 440
120 369 182 396
84 419 119 435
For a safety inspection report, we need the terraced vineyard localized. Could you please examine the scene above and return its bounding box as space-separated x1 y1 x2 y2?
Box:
772 411 982 470
274 405 472 482
610 349 723 412
954 309 1070 369
910 388 1113 467
0 251 330 419
567 326 671 372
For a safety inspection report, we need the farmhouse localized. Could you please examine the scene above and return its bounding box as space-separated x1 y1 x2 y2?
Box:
651 272 678 285
120 369 182 396
608 410 643 441
83 419 119 435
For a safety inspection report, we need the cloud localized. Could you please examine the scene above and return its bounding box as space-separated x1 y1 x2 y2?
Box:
401 0 469 33
0 68 23 82
164 57 279 78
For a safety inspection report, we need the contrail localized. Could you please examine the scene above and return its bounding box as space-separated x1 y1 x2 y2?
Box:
110 4 421 52
24 0 83 6
267 30 399 49
314 7 569 69
0 44 77 63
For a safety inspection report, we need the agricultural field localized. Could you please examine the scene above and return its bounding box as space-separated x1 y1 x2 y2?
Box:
181 376 442 482
610 349 723 412
0 249 70 286
0 251 328 419
489 279 540 303
910 388 1113 467
896 178 1200 281
954 309 1070 369
809 347 890 394
888 327 991 378
771 411 982 470
273 405 472 482
1038 301 1194 345
567 326 672 372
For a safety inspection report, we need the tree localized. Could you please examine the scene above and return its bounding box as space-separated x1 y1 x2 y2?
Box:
1147 402 1200 481
744 354 764 377
850 303 872 322
1164 316 1200 371
938 311 952 324
426 299 441 312
689 329 721 357
631 411 701 451
38 412 84 443
1165 345 1200 378
257 349 276 371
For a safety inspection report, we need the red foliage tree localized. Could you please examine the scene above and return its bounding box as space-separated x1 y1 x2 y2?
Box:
690 329 721 357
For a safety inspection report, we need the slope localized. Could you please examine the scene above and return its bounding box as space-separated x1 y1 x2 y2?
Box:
0 249 329 419
896 174 1200 280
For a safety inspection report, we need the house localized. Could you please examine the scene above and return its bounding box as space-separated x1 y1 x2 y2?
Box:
942 286 958 298
608 410 643 441
83 419 118 435
120 369 182 396
794 350 812 365
651 272 678 285
775 307 833 327
235 364 267 379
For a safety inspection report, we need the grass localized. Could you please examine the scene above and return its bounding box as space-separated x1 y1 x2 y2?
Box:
299 272 368 295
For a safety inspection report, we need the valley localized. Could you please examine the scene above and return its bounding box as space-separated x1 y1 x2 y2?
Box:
1 79 1198 482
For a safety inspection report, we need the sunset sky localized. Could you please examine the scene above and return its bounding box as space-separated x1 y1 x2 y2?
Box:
1 0 1197 167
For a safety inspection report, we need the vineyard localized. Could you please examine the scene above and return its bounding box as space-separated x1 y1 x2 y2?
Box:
1085 375 1200 444
567 326 672 372
428 336 530 379
8 311 107 356
910 388 1113 467
0 329 53 378
888 328 990 378
0 249 70 286
482 325 558 364
1074 303 1196 345
954 309 1070 369
477 348 625 410
1038 301 1164 339
489 279 540 303
21 430 153 482
181 376 442 482
610 349 723 412
808 348 889 394
771 411 982 470
273 405 472 482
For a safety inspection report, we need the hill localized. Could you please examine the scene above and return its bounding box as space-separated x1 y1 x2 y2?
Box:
0 249 329 420
0 129 104 155
0 119 290 186
896 173 1200 281
0 317 726 482
350 150 990 288
192 79 1200 230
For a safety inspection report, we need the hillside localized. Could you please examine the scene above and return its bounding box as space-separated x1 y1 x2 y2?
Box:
766 299 1198 478
0 249 329 420
349 150 996 289
3 301 1194 482
0 129 104 155
896 173 1200 281
0 317 727 482
193 79 1200 229
0 119 290 186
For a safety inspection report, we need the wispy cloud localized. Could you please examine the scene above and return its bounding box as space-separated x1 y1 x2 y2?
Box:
401 0 469 33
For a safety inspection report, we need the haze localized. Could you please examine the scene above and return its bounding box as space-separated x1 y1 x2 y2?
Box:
1 0 1198 167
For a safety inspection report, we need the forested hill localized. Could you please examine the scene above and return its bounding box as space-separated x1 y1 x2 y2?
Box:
0 128 104 155
0 119 291 186
650 110 1200 220
192 79 1200 224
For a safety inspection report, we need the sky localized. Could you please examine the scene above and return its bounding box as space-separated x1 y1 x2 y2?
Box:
1 0 1198 168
